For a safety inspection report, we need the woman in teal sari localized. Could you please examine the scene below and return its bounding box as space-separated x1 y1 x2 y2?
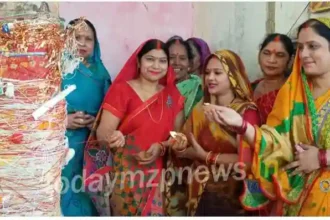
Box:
60 18 111 216
166 37 203 118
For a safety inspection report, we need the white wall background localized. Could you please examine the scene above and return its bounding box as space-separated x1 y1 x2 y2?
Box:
58 2 317 81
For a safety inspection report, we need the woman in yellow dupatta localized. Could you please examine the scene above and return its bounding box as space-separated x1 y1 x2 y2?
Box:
211 17 330 216
164 50 261 216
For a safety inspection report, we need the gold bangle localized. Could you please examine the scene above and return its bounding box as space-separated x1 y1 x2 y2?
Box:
175 146 187 153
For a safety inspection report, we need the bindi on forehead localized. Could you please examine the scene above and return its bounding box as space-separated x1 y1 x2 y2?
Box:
268 36 281 54
270 49 277 54
273 35 281 42
156 40 161 49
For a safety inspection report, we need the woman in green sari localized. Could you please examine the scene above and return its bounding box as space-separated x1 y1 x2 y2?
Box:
166 37 203 118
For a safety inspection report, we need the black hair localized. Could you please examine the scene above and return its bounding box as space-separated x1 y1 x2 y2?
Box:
298 18 330 43
165 36 194 61
259 33 294 58
186 38 202 58
137 39 169 61
68 18 97 41
167 35 184 41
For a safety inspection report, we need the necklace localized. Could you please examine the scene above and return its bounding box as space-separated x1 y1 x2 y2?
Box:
147 92 164 124
137 81 164 123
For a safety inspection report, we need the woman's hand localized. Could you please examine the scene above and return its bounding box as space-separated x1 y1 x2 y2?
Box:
67 112 87 129
67 111 95 129
137 143 162 165
175 133 207 161
203 104 243 127
171 132 188 152
85 114 96 130
107 130 125 148
283 143 320 175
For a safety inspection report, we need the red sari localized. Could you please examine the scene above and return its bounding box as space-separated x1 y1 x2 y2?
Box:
83 40 184 216
251 78 279 124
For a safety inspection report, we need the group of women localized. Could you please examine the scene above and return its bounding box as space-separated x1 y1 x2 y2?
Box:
60 17 330 216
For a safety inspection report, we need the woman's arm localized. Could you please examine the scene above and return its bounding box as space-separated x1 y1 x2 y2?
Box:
214 154 238 165
96 110 121 143
243 124 257 146
198 108 261 166
213 108 260 165
240 108 261 146
174 110 185 131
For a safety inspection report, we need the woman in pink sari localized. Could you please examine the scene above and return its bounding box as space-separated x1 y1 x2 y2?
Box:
83 39 184 216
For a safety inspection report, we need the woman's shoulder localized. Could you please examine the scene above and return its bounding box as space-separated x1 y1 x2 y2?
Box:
250 78 264 91
107 81 131 93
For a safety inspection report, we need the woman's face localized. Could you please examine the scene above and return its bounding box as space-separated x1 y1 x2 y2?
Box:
204 57 232 96
169 43 190 82
75 24 95 59
298 27 330 76
259 41 290 77
139 49 168 82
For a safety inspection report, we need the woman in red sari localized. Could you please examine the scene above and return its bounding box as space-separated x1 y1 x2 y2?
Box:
83 39 184 216
252 34 294 124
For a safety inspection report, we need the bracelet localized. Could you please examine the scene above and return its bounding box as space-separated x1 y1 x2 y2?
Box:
205 151 212 165
205 152 220 165
318 149 327 168
159 142 166 156
208 152 219 165
175 146 187 153
233 119 248 135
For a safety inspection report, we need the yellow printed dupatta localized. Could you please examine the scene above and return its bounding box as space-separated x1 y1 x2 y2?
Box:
240 17 330 216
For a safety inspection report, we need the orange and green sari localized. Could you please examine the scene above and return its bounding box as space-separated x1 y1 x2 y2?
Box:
240 17 330 216
165 50 261 216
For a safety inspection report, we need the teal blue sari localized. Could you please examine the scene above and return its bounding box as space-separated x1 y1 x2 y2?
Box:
60 39 111 216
